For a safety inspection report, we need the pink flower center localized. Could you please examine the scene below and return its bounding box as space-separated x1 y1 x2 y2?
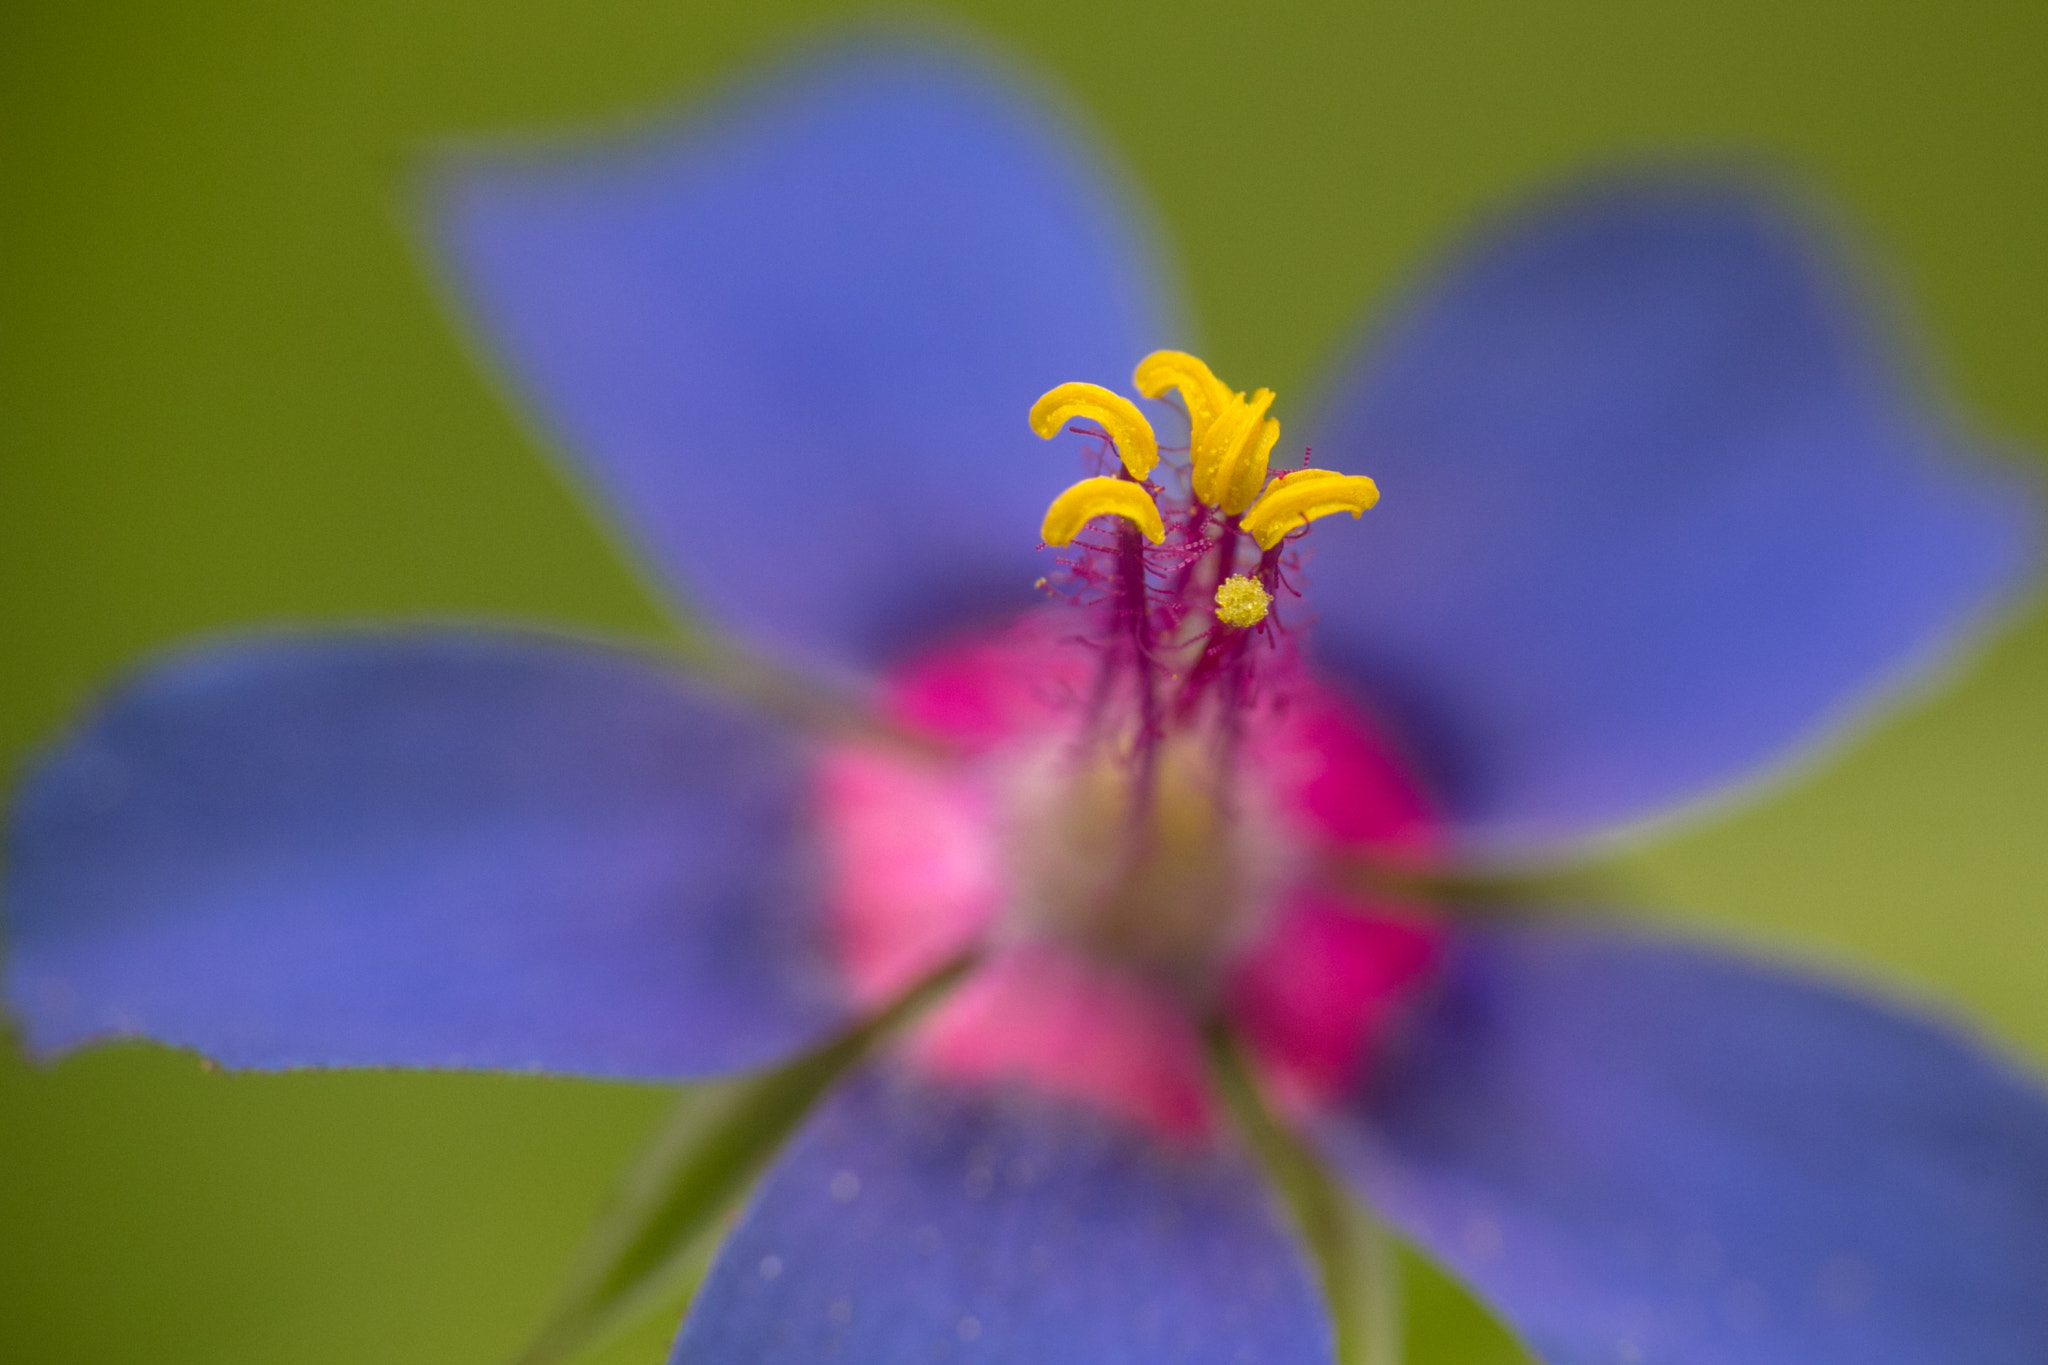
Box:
817 360 1443 1137
818 614 1444 1136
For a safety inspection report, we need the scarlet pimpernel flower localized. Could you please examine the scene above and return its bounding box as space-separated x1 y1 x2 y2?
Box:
8 38 2048 1365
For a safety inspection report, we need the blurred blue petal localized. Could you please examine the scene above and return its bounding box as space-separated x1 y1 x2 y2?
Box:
3 632 847 1077
675 1065 1334 1364
1303 178 2035 859
1315 923 2048 1365
433 44 1176 678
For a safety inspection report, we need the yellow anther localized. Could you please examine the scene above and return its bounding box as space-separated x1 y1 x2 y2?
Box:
1041 476 1167 546
1239 470 1380 550
1134 350 1232 439
1134 352 1282 514
1214 574 1273 628
1197 389 1282 515
1030 383 1159 481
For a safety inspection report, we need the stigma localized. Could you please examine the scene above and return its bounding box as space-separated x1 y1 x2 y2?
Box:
1215 574 1272 628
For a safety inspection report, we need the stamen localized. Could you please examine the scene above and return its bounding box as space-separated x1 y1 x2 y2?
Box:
1134 350 1231 437
1041 477 1167 546
1214 574 1273 629
1029 383 1160 480
1030 355 1376 773
1134 351 1280 514
1197 389 1282 515
1240 470 1380 549
1017 354 1388 985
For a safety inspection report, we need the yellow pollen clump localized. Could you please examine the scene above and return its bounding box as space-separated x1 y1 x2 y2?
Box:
1214 574 1273 628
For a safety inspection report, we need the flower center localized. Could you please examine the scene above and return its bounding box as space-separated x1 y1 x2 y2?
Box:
1001 729 1286 988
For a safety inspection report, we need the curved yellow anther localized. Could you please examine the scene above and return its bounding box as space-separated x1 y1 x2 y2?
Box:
1134 350 1231 438
1240 470 1380 550
1197 389 1282 515
1214 574 1273 628
1041 476 1167 546
1030 383 1159 481
1136 352 1282 513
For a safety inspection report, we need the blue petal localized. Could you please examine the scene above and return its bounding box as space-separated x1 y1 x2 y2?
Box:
1314 923 2048 1365
675 1064 1335 1364
1302 177 2036 858
3 631 847 1077
432 44 1176 678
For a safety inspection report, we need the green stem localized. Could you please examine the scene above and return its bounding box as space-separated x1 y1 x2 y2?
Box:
1346 1192 1405 1365
1207 1027 1406 1365
514 956 971 1365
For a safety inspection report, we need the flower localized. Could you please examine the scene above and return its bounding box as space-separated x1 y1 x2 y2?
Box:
7 38 2048 1365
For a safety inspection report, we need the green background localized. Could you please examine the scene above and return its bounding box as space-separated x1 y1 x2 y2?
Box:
4 1 2046 1361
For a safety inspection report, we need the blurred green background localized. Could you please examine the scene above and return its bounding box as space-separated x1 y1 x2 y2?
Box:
4 1 2046 1361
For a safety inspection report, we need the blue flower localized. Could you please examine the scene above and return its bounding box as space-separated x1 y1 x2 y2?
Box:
8 40 2048 1365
